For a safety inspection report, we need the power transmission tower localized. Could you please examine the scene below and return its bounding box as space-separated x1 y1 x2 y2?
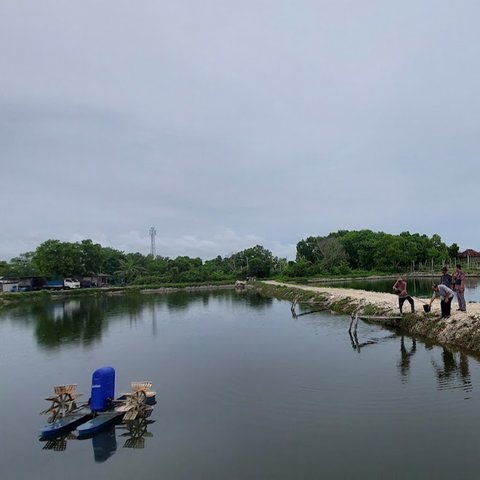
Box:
149 227 157 257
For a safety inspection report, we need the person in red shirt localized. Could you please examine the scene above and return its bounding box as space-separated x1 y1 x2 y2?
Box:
393 276 415 314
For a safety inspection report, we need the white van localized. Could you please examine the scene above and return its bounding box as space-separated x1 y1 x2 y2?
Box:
64 278 81 289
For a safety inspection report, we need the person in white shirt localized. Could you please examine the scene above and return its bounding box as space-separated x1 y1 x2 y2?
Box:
429 283 454 318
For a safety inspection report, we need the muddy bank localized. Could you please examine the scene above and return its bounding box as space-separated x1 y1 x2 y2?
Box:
255 281 480 354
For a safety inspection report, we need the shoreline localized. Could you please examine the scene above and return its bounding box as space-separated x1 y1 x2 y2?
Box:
256 281 480 354
0 284 237 308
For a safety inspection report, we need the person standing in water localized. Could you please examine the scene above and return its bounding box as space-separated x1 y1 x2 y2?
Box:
393 276 415 314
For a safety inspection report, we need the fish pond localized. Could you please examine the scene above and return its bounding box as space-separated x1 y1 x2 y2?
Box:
1 290 480 479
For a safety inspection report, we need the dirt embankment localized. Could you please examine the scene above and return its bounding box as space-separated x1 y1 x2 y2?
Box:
256 281 480 354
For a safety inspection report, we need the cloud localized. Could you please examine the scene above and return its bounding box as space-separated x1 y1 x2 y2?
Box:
1 1 480 261
0 228 296 262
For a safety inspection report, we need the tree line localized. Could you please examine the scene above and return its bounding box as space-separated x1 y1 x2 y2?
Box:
292 230 459 276
0 230 461 285
0 239 279 284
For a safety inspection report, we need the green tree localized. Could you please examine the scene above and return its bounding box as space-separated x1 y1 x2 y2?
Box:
5 252 37 277
33 240 83 277
282 259 315 277
115 255 148 284
0 260 10 277
147 256 170 276
318 237 347 272
340 230 378 270
448 243 460 260
165 256 203 282
241 245 275 277
100 247 125 275
296 236 322 263
79 239 104 274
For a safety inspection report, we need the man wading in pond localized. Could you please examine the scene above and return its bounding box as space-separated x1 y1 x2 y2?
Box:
429 283 455 318
393 276 415 314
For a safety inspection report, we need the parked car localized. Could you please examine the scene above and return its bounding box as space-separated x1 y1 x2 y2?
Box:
45 278 81 290
18 277 81 291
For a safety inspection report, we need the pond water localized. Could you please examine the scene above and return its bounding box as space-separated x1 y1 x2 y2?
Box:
316 276 480 302
1 290 480 479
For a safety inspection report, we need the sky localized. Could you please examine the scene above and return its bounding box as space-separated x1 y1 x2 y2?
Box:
1 0 479 262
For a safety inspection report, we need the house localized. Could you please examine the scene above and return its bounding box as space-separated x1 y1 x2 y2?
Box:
458 249 480 267
79 274 112 288
0 277 19 293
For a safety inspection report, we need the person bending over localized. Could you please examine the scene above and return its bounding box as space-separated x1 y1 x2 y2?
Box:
429 283 454 318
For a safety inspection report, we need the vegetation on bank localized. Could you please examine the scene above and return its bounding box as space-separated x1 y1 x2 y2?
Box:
0 229 467 287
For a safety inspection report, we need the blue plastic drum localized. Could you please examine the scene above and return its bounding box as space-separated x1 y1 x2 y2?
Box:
90 366 115 412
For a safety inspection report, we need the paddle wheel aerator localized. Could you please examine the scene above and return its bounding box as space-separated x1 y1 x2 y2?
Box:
41 384 82 423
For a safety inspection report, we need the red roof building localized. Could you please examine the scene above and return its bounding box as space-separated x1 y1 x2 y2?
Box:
459 249 480 258
459 249 480 267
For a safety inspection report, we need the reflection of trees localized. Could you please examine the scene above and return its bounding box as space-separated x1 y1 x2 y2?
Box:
164 292 195 311
34 298 109 349
242 291 273 310
398 336 417 382
159 289 272 311
3 289 275 349
432 348 472 392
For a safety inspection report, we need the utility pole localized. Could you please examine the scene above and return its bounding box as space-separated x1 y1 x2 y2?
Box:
149 227 156 257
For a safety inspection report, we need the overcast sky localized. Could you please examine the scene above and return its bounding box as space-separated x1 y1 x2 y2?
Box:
1 1 479 261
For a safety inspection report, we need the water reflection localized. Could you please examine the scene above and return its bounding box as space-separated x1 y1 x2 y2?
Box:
290 297 325 319
40 417 155 460
91 423 117 463
33 298 108 349
349 331 380 352
119 418 155 449
349 327 473 394
398 336 417 382
431 348 472 394
42 432 76 452
245 292 273 308
0 290 272 350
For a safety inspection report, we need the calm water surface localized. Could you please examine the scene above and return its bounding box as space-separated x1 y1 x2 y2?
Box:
1 290 480 479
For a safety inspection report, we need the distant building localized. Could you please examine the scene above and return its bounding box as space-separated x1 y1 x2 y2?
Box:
458 249 480 267
0 277 19 293
79 274 112 288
